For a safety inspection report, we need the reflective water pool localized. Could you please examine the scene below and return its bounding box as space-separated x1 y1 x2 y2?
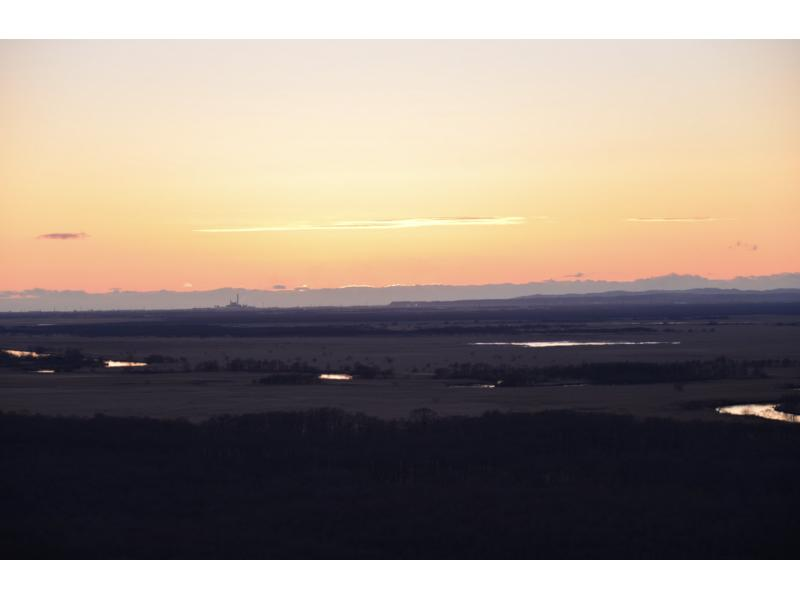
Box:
471 341 681 348
104 360 148 368
3 349 50 358
319 373 353 381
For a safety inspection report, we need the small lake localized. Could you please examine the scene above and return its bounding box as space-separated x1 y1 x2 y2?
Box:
104 360 148 368
471 341 681 348
319 373 353 381
716 404 800 424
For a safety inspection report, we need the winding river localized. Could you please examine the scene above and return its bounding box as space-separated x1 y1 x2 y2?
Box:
716 404 800 424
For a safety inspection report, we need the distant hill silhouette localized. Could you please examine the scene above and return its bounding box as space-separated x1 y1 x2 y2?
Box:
2 273 800 311
393 288 800 309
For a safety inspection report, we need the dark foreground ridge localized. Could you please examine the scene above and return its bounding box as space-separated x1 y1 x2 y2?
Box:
2 409 800 558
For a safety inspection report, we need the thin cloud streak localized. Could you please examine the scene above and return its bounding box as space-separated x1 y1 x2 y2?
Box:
194 216 527 233
36 232 89 240
626 217 718 223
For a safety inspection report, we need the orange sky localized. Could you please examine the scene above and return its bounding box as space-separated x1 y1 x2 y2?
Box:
1 40 798 292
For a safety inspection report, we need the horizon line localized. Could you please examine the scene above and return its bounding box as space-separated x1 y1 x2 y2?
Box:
3 272 800 296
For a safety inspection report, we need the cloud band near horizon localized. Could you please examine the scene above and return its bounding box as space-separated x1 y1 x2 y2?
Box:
194 216 527 233
626 217 718 223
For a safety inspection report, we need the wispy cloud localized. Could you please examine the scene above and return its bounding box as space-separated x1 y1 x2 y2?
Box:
36 232 89 240
194 216 527 233
626 217 718 223
563 272 585 279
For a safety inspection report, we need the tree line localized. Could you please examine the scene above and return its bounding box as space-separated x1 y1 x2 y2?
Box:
2 408 800 558
434 357 797 386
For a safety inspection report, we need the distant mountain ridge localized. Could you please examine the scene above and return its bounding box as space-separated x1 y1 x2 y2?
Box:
2 273 800 312
392 287 800 309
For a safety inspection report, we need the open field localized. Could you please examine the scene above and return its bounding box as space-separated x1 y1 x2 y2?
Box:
1 370 792 421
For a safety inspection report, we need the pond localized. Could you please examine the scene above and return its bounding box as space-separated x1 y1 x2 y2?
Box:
104 360 148 368
3 349 50 358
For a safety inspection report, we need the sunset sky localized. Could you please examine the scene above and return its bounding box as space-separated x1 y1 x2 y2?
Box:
1 40 798 292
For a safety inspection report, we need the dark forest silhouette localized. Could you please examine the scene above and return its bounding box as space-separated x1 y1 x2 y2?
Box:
2 409 800 558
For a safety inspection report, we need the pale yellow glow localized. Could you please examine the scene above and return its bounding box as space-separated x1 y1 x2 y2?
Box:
625 218 718 223
195 216 526 233
1 41 798 291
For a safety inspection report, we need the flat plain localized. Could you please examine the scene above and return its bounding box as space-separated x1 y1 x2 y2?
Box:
2 296 799 423
3 295 800 558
